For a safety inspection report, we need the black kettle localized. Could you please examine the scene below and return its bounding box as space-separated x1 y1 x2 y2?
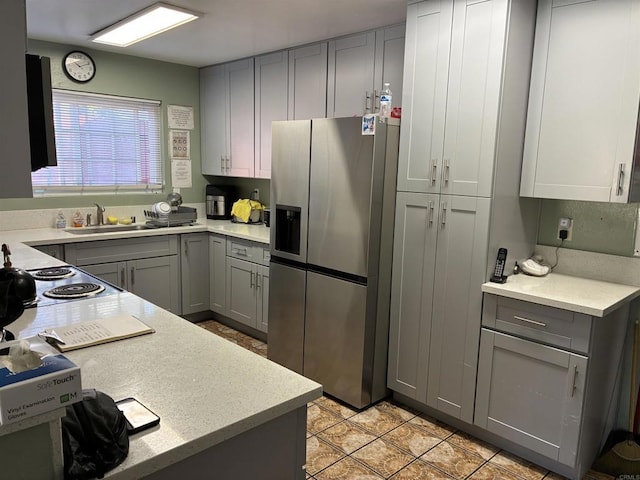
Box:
0 244 36 339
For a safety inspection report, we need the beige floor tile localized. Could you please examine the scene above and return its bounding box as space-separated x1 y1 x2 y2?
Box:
390 459 456 479
420 441 485 480
350 404 408 436
468 462 523 480
408 415 456 439
447 432 499 460
581 471 616 480
314 456 384 480
374 401 417 422
316 396 360 419
306 436 346 475
351 438 415 478
307 404 345 435
489 451 548 480
317 420 377 454
543 472 569 479
382 422 442 457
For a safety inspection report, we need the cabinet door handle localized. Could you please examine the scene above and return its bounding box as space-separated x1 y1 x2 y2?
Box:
232 248 248 256
513 315 547 327
431 161 438 186
571 364 578 397
256 272 261 289
221 155 225 174
130 266 135 286
443 158 450 186
374 89 380 112
120 266 125 287
440 202 447 228
617 163 625 196
428 201 435 227
250 270 254 288
184 242 188 257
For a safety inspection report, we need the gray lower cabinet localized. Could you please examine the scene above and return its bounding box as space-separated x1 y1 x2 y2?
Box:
225 238 270 332
475 294 629 478
32 244 64 261
387 192 490 423
180 233 210 315
65 236 181 313
209 233 227 315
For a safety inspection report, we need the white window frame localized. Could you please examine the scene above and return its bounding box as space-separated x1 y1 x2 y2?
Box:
31 89 164 196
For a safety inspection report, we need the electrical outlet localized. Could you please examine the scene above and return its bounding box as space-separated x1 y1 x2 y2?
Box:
251 188 260 201
557 217 573 241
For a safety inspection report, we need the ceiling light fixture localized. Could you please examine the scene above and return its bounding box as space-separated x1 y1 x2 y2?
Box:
90 2 200 47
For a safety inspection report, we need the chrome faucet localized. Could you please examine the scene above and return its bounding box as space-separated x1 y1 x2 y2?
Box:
94 203 105 226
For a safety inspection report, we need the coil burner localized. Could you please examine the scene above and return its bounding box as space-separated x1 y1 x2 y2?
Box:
43 283 105 299
31 267 76 280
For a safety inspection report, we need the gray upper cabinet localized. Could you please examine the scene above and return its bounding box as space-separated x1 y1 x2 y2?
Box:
200 26 403 179
327 27 405 118
255 51 289 179
374 24 406 113
389 0 539 425
180 233 210 315
396 0 452 193
520 0 640 203
200 59 254 177
398 0 514 197
288 43 328 120
1 0 32 198
327 31 377 117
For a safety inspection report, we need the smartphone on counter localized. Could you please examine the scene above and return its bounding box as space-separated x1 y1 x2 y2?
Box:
115 397 160 434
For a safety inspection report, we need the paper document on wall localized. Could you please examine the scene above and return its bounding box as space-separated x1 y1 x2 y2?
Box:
171 159 192 187
40 315 154 352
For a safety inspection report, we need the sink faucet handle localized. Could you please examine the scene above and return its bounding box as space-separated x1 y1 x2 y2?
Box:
94 203 105 212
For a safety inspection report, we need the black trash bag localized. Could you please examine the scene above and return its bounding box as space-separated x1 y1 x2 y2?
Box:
61 389 129 480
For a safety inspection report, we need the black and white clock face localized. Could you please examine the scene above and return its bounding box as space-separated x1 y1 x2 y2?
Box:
63 51 96 83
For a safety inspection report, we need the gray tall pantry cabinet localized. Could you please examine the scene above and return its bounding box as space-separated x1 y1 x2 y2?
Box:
387 0 540 424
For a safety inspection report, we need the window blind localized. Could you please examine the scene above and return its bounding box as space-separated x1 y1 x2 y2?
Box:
32 89 163 195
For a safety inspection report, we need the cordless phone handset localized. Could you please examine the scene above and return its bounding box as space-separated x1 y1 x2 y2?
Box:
490 247 508 284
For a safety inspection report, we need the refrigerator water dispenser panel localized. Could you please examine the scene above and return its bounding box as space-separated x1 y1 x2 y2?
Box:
275 205 301 255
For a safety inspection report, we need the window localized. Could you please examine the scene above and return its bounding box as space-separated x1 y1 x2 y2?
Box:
32 90 163 195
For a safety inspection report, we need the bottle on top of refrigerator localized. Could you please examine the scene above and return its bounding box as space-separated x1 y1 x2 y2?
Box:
379 83 392 118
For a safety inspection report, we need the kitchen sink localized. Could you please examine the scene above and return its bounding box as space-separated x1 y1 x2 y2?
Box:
64 224 154 235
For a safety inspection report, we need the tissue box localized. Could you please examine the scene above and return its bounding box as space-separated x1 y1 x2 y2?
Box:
0 337 81 425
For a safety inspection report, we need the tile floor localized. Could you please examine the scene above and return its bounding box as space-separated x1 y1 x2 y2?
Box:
197 320 615 480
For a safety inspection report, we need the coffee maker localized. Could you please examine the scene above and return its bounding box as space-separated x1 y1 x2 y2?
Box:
206 185 237 220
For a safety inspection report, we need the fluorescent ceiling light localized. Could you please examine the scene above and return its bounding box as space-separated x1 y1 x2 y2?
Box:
91 2 199 47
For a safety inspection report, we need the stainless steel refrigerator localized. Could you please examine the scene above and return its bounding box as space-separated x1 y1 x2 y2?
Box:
268 116 399 409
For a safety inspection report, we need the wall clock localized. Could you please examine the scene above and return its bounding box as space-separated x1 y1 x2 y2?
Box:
63 51 96 83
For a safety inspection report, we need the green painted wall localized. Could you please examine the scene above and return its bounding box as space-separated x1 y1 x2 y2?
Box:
537 199 639 257
0 40 206 211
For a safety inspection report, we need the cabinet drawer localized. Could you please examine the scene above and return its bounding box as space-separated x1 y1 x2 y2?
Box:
226 238 269 266
65 236 179 266
482 294 592 354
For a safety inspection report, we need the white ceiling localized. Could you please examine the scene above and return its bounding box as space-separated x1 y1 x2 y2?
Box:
26 0 407 68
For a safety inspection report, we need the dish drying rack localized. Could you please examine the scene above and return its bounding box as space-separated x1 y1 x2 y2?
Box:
144 206 197 227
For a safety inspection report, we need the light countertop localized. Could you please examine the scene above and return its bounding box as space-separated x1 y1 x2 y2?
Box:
482 272 640 317
0 226 320 480
0 219 270 247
